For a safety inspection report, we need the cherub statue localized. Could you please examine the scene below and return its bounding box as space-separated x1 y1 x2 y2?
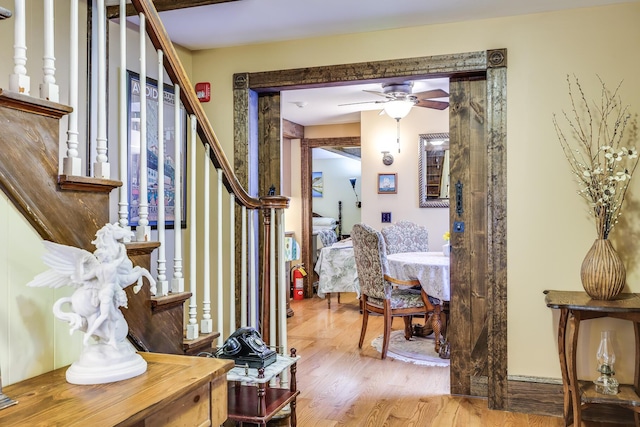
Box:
27 223 157 384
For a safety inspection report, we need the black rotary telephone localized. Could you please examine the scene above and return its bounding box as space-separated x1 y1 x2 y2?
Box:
217 327 277 368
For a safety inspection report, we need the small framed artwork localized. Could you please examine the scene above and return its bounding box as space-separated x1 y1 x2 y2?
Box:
312 171 323 197
378 173 397 194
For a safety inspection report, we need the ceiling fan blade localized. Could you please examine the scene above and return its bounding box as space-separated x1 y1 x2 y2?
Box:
363 89 396 99
338 100 386 107
413 89 449 100
415 99 449 110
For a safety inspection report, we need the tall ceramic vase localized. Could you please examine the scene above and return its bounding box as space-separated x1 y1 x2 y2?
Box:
580 239 626 300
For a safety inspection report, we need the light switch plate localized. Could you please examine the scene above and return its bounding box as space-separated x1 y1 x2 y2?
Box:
381 212 392 223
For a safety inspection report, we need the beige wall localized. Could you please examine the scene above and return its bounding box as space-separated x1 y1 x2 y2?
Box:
191 3 640 382
304 123 360 139
360 108 449 245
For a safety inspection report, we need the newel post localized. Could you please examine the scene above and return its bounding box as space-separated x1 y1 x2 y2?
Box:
259 195 289 346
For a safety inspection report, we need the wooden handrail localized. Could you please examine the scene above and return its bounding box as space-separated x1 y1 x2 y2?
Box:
130 0 265 210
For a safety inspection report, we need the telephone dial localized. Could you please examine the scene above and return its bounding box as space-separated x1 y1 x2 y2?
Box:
217 327 277 368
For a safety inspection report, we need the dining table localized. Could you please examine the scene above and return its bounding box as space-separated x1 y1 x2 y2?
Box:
386 251 450 352
386 251 450 302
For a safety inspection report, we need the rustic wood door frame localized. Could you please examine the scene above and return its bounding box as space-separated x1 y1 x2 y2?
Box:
300 136 361 295
233 49 507 408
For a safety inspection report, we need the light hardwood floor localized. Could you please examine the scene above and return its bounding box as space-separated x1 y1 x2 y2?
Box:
286 293 619 427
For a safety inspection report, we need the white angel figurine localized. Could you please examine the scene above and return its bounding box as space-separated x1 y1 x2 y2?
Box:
27 223 157 385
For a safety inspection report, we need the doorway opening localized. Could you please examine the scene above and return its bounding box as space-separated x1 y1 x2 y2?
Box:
232 49 507 407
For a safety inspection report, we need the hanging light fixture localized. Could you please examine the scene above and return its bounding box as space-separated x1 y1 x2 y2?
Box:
383 99 415 153
383 100 414 120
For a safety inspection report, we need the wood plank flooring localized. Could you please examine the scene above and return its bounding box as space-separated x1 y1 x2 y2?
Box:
285 293 620 426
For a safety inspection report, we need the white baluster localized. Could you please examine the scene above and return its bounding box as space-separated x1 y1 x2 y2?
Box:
155 50 168 296
201 144 212 334
277 208 288 384
270 207 276 346
40 0 58 102
186 115 199 340
249 209 257 330
9 0 29 95
135 13 149 241
217 168 224 345
63 0 81 176
117 0 129 230
93 0 110 179
229 194 236 333
240 205 247 327
172 84 184 293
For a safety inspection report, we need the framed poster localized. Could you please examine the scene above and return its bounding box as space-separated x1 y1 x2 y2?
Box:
378 173 397 194
127 70 187 229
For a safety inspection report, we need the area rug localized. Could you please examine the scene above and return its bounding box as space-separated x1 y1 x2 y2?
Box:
371 330 450 367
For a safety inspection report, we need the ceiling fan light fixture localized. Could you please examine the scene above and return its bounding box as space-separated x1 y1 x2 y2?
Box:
383 99 414 120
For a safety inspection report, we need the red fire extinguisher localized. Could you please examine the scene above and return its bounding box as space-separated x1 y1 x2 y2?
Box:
291 264 306 300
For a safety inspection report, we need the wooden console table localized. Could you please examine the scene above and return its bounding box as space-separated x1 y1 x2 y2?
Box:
226 350 300 426
0 352 233 426
544 290 640 426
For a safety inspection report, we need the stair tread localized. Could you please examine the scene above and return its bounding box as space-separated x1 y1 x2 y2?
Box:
183 332 221 356
58 175 122 193
0 88 72 118
125 241 161 256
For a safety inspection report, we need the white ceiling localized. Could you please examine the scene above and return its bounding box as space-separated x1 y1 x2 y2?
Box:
159 0 631 51
151 0 634 126
281 78 449 126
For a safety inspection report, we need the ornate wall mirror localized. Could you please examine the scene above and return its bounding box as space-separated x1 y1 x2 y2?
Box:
419 132 450 208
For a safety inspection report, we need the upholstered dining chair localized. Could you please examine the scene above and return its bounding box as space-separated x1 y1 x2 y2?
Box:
381 220 429 254
352 223 438 359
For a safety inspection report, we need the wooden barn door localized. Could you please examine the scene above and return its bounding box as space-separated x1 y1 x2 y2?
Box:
448 75 489 397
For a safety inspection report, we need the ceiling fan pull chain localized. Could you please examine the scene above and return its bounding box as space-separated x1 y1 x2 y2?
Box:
396 118 401 153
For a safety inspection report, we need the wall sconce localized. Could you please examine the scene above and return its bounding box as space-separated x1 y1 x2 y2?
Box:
381 151 394 166
349 177 361 208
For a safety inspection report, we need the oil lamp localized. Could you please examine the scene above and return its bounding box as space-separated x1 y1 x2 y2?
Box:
593 330 619 395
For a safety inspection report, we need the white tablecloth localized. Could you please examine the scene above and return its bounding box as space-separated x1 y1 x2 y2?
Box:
314 240 360 298
386 251 450 301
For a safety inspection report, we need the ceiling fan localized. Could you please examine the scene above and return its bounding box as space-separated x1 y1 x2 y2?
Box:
340 82 449 153
340 82 449 114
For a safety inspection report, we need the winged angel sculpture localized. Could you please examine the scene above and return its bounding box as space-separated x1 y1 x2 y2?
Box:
27 223 156 384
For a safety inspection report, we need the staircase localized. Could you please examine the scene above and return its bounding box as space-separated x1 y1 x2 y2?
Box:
0 0 289 360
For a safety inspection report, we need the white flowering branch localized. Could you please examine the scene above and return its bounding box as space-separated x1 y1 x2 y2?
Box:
554 74 639 239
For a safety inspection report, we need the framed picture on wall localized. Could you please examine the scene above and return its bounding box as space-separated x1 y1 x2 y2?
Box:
126 70 187 229
378 173 397 194
312 171 323 197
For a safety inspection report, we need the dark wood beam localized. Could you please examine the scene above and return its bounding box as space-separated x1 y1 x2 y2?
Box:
301 136 360 148
282 119 304 139
107 0 241 19
323 147 361 161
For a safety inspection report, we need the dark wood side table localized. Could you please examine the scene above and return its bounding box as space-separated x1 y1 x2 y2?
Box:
226 349 300 426
544 290 640 426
